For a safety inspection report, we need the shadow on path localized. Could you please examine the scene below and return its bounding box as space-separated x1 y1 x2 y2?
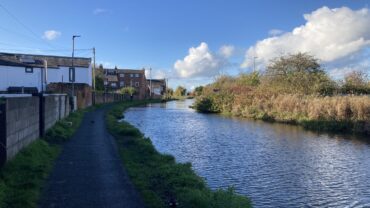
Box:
39 106 145 208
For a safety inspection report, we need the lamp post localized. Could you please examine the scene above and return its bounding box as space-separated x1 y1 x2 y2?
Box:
253 56 258 72
149 67 152 99
71 35 80 111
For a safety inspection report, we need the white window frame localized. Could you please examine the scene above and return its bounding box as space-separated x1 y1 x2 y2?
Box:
25 67 33 73
111 82 117 87
135 82 140 87
135 73 140 78
119 73 124 78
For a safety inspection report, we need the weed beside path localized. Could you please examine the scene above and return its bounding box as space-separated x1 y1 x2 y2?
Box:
107 100 252 208
0 109 85 208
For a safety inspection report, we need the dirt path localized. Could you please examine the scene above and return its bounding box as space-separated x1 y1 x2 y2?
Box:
39 106 145 208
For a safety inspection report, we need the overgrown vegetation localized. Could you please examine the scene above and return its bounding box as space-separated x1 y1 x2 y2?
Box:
106 101 251 208
194 53 370 135
0 110 86 208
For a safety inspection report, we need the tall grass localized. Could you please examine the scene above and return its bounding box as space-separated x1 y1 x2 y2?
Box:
194 75 370 135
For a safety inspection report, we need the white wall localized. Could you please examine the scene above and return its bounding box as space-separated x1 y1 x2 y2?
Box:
47 66 92 86
0 66 42 91
0 65 92 92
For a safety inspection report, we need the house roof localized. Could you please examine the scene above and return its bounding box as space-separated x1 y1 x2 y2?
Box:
0 52 91 68
147 79 166 83
105 68 145 74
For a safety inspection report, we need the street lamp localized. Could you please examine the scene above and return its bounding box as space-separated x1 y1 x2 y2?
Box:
71 35 80 111
253 56 258 72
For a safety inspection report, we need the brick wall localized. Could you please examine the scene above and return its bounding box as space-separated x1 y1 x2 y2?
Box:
47 83 92 109
93 92 125 105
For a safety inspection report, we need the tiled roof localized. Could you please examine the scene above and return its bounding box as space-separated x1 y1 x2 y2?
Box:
0 52 91 68
105 68 145 74
147 79 166 83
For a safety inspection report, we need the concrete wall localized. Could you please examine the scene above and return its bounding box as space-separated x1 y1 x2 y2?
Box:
0 94 70 165
42 95 70 133
0 97 40 163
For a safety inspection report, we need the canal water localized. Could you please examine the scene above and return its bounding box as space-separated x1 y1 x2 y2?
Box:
123 99 370 208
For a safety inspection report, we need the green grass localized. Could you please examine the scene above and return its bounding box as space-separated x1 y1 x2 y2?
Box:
106 101 252 208
0 109 86 208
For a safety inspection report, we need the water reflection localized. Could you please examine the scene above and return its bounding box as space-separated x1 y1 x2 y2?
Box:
124 99 370 208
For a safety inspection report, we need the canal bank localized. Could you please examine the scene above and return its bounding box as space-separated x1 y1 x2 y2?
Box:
106 101 252 208
123 99 370 208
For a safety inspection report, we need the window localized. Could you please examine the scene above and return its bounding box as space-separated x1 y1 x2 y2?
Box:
130 74 134 78
120 81 124 87
69 67 75 82
104 81 108 85
135 82 140 87
135 73 140 78
111 83 117 87
119 73 124 78
25 67 33 73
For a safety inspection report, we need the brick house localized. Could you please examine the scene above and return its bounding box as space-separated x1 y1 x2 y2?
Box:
104 68 147 99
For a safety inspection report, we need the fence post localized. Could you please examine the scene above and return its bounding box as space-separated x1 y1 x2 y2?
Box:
0 100 7 166
38 93 45 137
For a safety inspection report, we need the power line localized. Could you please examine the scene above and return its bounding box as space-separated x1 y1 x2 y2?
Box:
0 2 58 50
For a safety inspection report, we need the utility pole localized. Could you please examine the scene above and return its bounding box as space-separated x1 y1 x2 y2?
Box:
253 56 258 72
42 59 48 93
92 47 96 91
71 35 80 111
149 68 152 99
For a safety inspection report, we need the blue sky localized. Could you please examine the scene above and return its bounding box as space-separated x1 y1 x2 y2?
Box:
0 0 369 89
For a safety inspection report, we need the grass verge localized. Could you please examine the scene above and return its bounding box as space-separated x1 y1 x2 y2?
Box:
106 100 252 208
0 109 86 208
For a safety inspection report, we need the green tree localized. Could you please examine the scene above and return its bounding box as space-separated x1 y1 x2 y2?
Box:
263 52 335 95
174 86 187 97
342 70 369 94
120 87 136 96
94 65 106 91
194 86 204 96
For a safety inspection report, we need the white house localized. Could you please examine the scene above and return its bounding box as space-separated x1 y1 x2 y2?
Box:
0 52 92 93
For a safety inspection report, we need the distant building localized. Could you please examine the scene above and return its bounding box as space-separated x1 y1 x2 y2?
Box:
103 68 147 99
147 79 166 98
0 52 92 93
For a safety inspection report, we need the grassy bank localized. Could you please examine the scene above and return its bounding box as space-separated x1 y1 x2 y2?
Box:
0 109 85 208
193 53 370 135
106 101 251 208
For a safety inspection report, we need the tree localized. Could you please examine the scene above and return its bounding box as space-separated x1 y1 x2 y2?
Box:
174 86 187 97
94 65 106 91
263 53 335 95
120 87 136 96
342 71 369 94
194 86 204 96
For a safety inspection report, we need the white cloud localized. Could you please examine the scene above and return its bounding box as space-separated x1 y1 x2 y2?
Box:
241 6 370 76
268 29 284 36
174 42 226 78
93 8 108 15
219 45 235 58
42 30 61 40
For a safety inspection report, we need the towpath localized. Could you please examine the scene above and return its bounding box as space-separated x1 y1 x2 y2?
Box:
40 106 145 208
